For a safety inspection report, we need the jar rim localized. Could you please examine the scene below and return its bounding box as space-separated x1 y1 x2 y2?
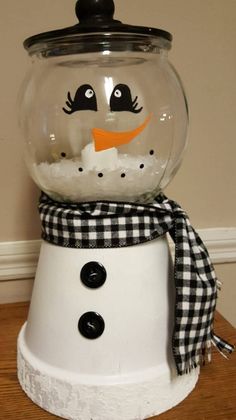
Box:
26 32 172 57
24 22 172 50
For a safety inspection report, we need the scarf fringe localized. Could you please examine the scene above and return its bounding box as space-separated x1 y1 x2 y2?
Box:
178 341 212 375
216 279 223 290
211 333 235 358
179 334 234 375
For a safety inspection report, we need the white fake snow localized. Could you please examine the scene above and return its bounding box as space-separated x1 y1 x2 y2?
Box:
34 153 165 202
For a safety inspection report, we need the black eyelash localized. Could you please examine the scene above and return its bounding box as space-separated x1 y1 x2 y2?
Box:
63 92 75 115
62 84 98 114
131 96 143 114
110 84 143 114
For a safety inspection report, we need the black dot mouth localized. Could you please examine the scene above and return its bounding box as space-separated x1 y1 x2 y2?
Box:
61 152 67 158
75 150 156 179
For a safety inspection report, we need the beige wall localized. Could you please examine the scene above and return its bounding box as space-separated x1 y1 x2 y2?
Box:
0 2 235 322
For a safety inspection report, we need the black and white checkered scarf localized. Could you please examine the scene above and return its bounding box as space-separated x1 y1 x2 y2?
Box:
39 193 234 375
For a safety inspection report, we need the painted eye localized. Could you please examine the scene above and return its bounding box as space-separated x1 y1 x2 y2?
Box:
114 89 122 98
110 84 143 114
62 84 98 114
85 89 94 99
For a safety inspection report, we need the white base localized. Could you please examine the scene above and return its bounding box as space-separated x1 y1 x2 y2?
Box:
18 323 199 420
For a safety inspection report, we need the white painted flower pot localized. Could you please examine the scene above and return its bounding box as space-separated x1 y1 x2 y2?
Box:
17 236 199 420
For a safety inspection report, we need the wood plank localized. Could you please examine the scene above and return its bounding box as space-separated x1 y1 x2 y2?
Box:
0 302 235 419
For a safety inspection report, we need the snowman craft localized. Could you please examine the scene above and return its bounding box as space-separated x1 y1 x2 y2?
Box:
17 1 234 420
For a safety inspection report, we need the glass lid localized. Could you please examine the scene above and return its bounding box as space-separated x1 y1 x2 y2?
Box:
24 0 172 52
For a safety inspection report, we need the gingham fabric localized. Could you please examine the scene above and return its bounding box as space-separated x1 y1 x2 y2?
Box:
39 192 234 374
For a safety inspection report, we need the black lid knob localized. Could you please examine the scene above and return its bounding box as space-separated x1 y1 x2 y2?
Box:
76 0 115 23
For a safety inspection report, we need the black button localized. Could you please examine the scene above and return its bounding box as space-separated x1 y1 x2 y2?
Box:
80 262 107 289
78 312 105 339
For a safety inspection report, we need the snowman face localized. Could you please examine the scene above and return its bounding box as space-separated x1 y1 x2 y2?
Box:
52 78 158 203
62 82 152 152
21 54 188 203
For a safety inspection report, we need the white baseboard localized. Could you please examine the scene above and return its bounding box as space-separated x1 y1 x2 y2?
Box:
0 228 235 283
192 228 236 264
0 278 34 304
0 240 41 281
0 228 236 304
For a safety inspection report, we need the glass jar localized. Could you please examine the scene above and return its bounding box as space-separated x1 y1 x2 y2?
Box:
19 1 188 203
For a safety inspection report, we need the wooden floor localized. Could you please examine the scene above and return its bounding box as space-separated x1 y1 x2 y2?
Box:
0 302 235 420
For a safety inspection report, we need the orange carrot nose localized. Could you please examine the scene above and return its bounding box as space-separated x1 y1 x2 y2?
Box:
92 114 152 152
